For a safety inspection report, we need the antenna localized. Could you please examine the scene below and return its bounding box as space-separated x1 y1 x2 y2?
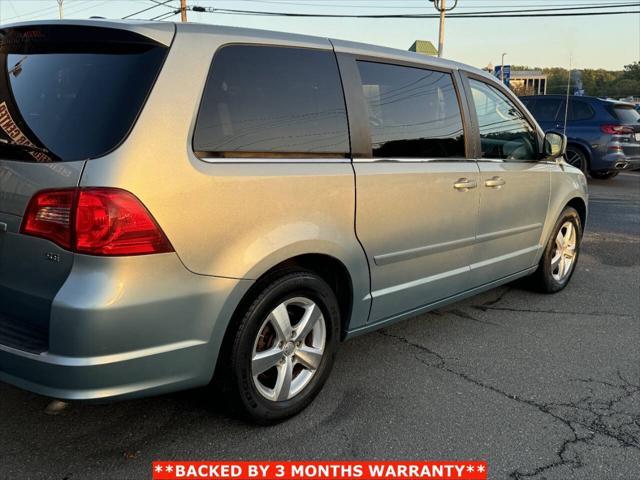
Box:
563 55 572 135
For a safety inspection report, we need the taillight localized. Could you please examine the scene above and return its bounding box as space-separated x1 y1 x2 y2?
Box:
21 189 75 250
20 188 174 256
601 124 634 135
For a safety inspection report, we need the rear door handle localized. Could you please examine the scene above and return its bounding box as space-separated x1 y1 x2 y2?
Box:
485 176 506 189
453 178 478 191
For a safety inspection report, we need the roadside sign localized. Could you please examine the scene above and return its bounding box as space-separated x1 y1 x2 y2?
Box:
494 65 511 87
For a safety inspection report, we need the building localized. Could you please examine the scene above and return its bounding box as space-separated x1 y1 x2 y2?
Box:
509 70 548 95
408 40 438 56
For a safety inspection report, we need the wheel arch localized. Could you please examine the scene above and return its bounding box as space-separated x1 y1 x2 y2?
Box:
211 252 359 384
566 196 587 231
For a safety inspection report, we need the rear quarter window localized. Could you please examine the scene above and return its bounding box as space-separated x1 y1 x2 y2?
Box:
610 104 640 124
193 45 350 158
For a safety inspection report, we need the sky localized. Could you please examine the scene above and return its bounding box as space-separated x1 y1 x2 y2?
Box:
0 0 638 70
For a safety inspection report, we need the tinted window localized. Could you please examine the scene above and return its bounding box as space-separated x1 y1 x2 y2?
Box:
469 79 537 161
357 61 465 158
529 98 563 121
611 104 640 124
568 100 594 121
193 45 349 158
0 26 167 163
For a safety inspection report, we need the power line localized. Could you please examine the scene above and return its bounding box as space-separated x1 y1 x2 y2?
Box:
192 0 639 7
123 0 176 20
185 4 640 19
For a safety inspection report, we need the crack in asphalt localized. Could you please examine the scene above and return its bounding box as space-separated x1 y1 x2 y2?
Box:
446 308 502 327
377 330 640 479
470 286 633 319
473 306 634 318
472 287 513 312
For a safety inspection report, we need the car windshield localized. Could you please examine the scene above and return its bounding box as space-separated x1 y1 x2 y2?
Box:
0 25 168 163
612 104 640 124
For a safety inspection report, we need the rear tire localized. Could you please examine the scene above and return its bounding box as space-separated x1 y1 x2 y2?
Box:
530 207 582 293
590 171 619 180
223 270 340 424
565 146 588 174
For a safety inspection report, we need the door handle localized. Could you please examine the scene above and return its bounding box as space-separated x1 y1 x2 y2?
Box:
485 176 506 189
453 178 477 191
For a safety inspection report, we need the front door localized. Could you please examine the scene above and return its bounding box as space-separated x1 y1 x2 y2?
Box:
349 59 480 323
465 77 551 286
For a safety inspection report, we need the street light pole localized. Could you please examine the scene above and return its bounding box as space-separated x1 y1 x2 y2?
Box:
180 0 187 22
57 0 64 19
430 0 458 58
501 52 507 84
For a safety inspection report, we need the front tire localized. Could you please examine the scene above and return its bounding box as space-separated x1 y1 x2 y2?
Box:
530 207 582 293
225 270 340 424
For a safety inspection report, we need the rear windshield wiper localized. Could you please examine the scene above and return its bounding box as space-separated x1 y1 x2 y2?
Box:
0 138 49 155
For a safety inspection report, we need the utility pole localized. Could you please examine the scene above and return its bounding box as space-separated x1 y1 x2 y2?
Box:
57 0 64 19
180 0 187 22
430 0 458 58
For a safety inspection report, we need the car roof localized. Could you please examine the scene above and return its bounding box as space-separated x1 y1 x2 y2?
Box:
4 18 494 80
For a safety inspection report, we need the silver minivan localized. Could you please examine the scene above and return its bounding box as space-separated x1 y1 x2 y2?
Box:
0 20 587 423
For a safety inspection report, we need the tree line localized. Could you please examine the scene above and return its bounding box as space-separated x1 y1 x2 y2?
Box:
510 62 639 98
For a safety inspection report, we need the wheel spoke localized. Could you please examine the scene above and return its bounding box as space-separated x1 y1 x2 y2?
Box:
556 231 564 249
269 303 292 341
252 347 283 375
551 250 561 270
274 357 293 401
293 303 322 341
563 253 573 276
557 256 566 277
295 345 323 370
563 223 573 245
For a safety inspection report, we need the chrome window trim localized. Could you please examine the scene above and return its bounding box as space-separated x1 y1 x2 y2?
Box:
197 156 352 164
352 157 475 163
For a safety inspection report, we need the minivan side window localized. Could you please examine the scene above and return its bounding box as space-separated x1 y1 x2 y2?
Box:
469 79 537 161
193 45 349 158
356 61 465 158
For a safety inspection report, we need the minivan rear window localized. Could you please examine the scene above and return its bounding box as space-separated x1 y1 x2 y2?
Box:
0 26 168 163
611 104 640 124
193 45 350 158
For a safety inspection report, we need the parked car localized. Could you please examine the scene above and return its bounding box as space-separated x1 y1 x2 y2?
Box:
0 20 587 423
520 94 640 179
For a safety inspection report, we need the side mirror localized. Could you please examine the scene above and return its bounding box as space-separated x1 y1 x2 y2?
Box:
543 131 567 160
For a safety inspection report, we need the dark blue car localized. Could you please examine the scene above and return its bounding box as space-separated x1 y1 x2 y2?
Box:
521 95 640 179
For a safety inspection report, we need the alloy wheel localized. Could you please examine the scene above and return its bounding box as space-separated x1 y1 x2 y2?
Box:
551 221 577 282
251 297 326 402
565 148 586 172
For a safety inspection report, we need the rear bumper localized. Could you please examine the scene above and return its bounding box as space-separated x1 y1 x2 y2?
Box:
0 253 252 401
0 340 210 400
597 152 640 172
612 158 640 171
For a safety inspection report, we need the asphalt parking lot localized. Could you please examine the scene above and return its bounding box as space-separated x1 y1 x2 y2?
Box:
1 173 638 480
